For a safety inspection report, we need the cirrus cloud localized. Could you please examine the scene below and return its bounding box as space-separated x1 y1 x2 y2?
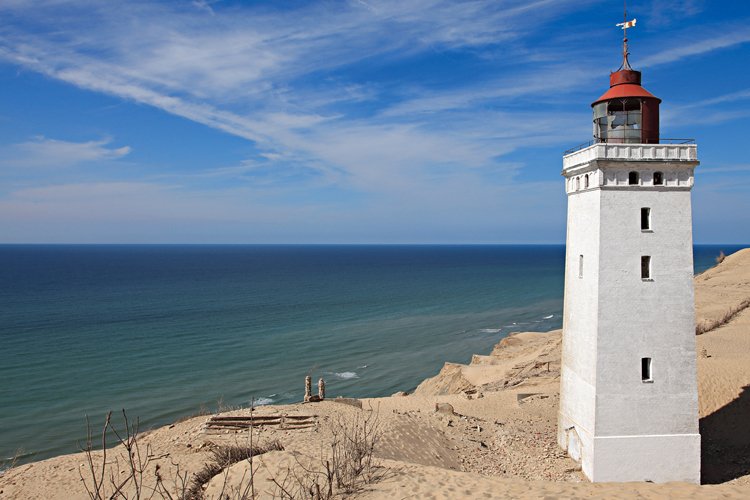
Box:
0 137 131 169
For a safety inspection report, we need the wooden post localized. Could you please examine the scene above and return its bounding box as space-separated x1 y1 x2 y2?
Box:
304 375 312 402
318 378 326 400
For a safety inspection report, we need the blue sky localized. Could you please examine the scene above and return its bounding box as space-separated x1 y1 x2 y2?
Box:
1 0 749 243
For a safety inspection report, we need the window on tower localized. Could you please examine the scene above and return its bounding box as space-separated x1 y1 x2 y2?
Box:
641 208 651 231
641 357 653 382
584 174 589 188
641 256 652 280
653 171 664 185
576 177 580 191
579 255 584 278
629 171 640 185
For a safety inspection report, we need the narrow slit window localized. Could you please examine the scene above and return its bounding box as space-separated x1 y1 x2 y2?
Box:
641 256 651 280
629 171 640 185
641 357 653 382
576 177 580 191
584 174 589 188
641 207 651 230
653 171 664 185
579 254 584 278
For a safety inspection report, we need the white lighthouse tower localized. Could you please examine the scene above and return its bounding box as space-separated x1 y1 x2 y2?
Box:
557 17 701 483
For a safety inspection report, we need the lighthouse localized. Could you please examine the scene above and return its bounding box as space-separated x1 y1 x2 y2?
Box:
556 16 701 483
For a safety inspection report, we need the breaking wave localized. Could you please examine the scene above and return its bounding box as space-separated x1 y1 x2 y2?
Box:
329 371 359 380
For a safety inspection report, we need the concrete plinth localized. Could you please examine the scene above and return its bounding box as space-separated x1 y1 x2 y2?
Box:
591 434 701 483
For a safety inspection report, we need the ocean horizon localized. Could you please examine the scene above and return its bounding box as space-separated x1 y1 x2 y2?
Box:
0 243 744 466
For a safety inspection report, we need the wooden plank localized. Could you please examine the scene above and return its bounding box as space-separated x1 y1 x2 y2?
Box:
208 415 316 422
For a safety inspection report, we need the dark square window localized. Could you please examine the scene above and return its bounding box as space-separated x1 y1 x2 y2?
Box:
579 254 583 278
642 357 653 382
641 208 651 230
641 256 651 279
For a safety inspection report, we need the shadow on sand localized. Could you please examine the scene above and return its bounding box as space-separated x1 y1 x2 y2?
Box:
701 384 750 484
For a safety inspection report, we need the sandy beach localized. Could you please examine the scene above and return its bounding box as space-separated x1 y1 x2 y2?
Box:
2 249 749 499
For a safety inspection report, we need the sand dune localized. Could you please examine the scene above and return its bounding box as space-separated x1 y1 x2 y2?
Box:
1 249 749 498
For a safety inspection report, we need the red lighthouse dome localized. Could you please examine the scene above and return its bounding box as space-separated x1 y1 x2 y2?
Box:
592 25 661 144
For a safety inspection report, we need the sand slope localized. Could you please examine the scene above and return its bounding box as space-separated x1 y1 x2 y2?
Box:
695 250 750 484
414 330 561 396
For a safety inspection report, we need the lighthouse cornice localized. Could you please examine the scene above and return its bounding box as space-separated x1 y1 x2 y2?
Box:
563 142 698 171
562 159 699 176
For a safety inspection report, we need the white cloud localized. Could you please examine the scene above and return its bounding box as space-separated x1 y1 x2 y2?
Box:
0 0 577 98
679 88 750 109
0 137 131 168
640 28 750 68
648 0 705 27
0 0 596 179
696 164 750 175
192 0 217 16
379 65 597 118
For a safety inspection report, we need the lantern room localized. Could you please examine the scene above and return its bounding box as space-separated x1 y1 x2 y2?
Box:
591 18 660 145
592 68 660 144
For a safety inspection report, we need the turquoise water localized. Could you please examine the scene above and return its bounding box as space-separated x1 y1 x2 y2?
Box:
0 244 741 465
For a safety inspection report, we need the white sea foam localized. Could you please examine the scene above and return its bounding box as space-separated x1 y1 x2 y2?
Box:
543 314 554 319
358 365 369 369
331 371 359 380
254 397 274 406
479 328 502 333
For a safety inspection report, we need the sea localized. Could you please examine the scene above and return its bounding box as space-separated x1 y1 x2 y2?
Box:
0 244 743 466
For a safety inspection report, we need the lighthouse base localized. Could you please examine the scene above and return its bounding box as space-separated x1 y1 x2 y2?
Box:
581 433 701 484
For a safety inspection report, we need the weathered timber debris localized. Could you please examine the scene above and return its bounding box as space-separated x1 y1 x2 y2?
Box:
204 414 317 432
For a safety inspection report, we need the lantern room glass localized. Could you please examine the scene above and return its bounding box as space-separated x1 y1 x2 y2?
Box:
593 98 644 144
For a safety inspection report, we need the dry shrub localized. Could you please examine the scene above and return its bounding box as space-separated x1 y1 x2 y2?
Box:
696 297 750 335
269 405 384 499
716 251 727 265
267 453 335 500
80 407 284 500
329 409 381 492
80 400 386 500
184 441 284 500
79 409 158 500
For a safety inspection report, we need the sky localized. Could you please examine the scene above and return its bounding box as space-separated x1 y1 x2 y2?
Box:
1 0 749 244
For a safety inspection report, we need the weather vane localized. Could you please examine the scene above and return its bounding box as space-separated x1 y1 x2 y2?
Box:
616 0 637 70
